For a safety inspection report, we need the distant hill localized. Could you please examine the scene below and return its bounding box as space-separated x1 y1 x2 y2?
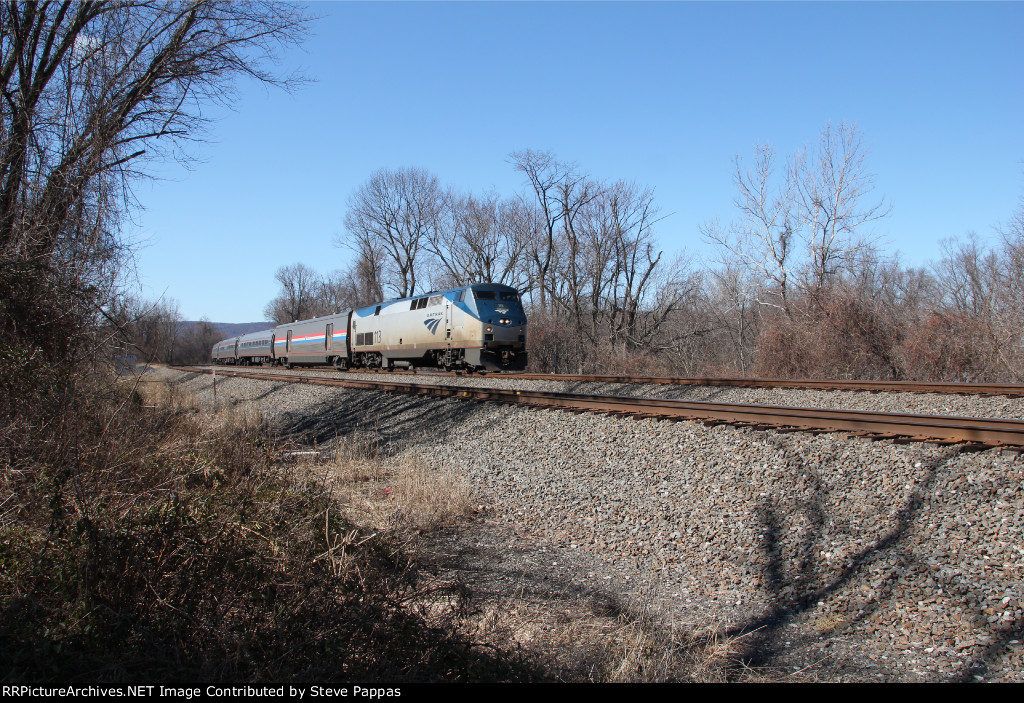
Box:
180 321 274 339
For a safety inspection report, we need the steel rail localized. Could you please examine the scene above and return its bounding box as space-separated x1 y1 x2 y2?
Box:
378 370 1024 397
177 366 1024 449
501 374 1024 397
200 363 1024 396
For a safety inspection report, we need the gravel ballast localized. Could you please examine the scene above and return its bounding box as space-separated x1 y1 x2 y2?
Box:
214 366 1024 420
169 367 1024 681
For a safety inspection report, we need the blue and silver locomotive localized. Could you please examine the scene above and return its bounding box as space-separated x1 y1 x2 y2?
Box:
212 283 528 372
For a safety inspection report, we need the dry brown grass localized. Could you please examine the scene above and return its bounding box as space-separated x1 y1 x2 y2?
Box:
303 432 474 536
454 586 787 683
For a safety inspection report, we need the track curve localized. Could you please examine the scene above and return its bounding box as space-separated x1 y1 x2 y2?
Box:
177 366 1024 450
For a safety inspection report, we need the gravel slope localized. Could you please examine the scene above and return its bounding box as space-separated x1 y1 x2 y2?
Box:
168 367 1024 681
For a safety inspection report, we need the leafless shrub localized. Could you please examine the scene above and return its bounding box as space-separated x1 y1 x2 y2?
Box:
929 230 1024 381
755 285 904 379
900 312 991 382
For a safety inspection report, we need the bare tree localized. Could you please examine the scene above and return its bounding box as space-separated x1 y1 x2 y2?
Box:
500 197 546 300
108 296 182 364
264 263 322 324
701 143 797 314
171 318 221 365
565 180 681 352
996 204 1024 380
555 167 602 358
603 181 683 349
705 264 761 374
426 191 529 290
340 167 444 299
0 1 309 360
795 122 892 291
706 124 891 314
311 269 357 315
509 149 596 312
932 230 1024 381
934 235 997 320
996 196 1024 337
105 296 222 365
342 237 387 304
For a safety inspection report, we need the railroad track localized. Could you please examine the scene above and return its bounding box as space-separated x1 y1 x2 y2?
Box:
497 374 1024 397
176 366 1024 450
217 366 1024 397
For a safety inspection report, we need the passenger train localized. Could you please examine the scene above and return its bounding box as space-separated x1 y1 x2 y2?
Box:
211 282 528 372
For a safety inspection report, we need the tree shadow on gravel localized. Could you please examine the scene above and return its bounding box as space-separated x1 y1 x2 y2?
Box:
561 380 734 403
415 520 780 682
714 445 1021 681
948 613 1024 683
171 370 293 407
413 525 644 680
196 372 297 405
720 450 944 674
274 391 481 455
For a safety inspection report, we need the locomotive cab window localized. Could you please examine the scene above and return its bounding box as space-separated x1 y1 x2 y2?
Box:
474 290 495 300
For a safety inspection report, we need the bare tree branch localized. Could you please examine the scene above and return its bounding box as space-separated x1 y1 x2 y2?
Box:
1 1 311 361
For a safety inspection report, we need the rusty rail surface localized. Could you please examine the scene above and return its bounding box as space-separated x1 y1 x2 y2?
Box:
383 370 1024 397
194 363 1024 396
504 374 1024 397
176 366 1024 449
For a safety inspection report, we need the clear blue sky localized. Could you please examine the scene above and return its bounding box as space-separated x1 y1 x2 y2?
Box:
133 1 1024 323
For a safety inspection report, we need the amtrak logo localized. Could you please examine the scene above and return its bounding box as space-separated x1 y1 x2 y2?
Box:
423 317 441 335
495 304 509 314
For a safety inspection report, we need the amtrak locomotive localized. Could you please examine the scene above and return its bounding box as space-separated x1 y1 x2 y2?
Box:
211 282 527 372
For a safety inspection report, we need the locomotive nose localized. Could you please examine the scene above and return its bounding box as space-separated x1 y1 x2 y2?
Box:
484 324 525 345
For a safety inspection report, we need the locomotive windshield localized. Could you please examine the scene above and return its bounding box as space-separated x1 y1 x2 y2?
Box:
472 289 520 302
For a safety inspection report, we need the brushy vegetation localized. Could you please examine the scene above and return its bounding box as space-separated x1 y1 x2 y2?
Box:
0 357 544 682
